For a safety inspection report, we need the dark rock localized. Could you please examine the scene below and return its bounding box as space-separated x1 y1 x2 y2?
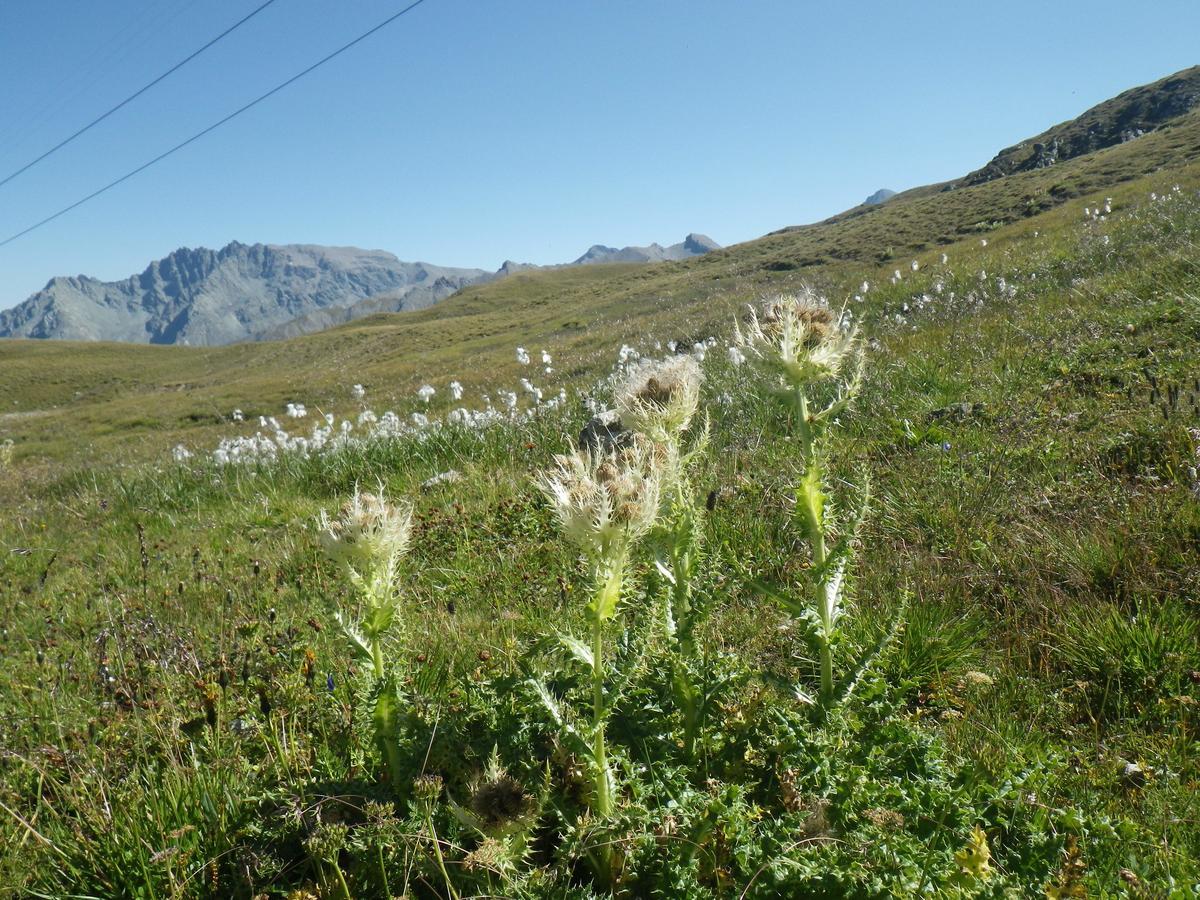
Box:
578 410 631 455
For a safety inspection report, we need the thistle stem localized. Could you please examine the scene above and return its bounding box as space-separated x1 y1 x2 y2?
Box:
590 586 612 819
371 639 385 681
795 384 834 705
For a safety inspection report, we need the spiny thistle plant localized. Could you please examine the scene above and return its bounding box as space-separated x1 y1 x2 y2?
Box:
614 355 706 636
738 289 898 708
614 355 714 757
538 439 660 876
318 485 413 786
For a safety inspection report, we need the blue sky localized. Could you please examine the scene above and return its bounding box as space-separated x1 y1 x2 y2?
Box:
0 0 1197 308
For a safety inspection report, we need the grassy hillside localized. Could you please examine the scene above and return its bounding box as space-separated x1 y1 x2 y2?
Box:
3 103 1200 471
1 86 1199 897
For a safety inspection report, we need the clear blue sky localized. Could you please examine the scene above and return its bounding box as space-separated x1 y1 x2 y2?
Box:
0 0 1196 309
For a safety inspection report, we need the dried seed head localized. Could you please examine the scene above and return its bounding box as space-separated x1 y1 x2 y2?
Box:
469 769 533 829
413 773 444 803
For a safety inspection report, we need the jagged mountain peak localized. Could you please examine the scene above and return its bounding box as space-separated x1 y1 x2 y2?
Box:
0 242 488 346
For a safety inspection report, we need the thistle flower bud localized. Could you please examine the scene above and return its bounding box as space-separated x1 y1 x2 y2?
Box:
540 441 660 564
614 355 703 443
318 487 413 581
736 289 857 388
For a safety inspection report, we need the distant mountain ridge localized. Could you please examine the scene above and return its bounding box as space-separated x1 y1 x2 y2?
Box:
572 233 720 265
863 189 895 206
0 242 487 346
0 233 720 346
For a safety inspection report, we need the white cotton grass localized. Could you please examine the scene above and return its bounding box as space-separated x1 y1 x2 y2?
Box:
539 441 661 565
417 384 435 404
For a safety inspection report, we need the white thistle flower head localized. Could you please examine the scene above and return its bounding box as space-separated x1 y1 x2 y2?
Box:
417 384 435 404
318 487 413 580
516 347 530 365
614 354 702 443
540 441 661 564
736 290 857 388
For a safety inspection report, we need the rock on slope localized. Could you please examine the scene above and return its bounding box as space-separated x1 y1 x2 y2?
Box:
0 242 488 346
962 65 1200 186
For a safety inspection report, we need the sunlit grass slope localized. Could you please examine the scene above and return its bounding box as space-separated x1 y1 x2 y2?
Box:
2 106 1199 471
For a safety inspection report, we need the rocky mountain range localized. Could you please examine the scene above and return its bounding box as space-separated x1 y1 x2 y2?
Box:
571 233 720 265
0 233 720 346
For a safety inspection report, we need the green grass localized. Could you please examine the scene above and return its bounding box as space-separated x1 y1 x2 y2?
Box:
1 116 1200 896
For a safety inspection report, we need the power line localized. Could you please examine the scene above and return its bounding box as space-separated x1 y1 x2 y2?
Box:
0 0 430 249
0 0 282 191
0 0 201 157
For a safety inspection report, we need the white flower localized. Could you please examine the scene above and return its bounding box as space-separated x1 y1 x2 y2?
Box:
736 289 857 386
318 487 413 582
449 380 464 401
541 350 552 367
286 402 307 419
980 238 988 247
539 442 661 564
410 412 429 428
614 355 703 443
352 384 366 401
940 252 948 264
860 280 870 293
172 444 192 463
232 408 244 422
417 384 435 404
516 347 530 365
727 345 746 366
910 259 919 272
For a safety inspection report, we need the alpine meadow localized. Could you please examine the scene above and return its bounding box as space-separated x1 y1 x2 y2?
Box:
1 36 1200 900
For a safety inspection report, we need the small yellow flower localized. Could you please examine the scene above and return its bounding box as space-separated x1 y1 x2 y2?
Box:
954 824 993 882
